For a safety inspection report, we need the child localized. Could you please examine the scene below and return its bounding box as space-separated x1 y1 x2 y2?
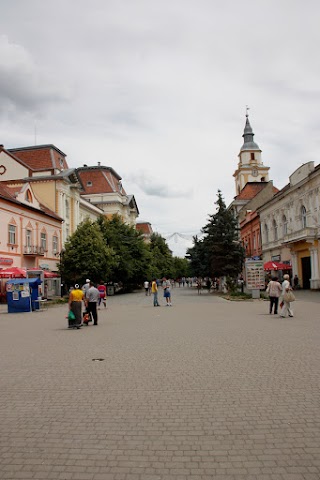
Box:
163 279 172 306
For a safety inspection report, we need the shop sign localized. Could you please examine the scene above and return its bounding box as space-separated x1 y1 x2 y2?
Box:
0 257 13 265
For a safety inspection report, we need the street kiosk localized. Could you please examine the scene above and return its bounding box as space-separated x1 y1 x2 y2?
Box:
6 278 42 313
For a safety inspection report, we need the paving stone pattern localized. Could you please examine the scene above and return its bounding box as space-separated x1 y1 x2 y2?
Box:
0 287 320 479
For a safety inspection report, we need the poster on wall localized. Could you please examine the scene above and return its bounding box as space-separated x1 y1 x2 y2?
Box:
12 291 19 301
21 291 30 298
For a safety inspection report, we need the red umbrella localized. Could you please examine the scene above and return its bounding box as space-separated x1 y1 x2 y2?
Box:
0 266 26 278
264 261 292 271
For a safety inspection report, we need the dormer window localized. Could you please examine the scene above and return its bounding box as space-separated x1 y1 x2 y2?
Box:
25 189 32 203
87 181 92 187
59 158 64 167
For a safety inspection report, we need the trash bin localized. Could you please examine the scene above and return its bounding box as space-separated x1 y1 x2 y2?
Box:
107 286 115 296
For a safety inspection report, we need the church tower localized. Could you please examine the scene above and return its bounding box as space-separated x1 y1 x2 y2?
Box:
233 113 269 195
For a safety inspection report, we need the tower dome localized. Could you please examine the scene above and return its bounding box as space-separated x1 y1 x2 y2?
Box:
240 115 260 151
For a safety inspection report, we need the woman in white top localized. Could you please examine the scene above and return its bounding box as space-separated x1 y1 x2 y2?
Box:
266 276 282 314
280 274 294 318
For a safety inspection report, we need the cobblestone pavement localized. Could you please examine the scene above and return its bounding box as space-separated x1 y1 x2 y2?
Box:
0 287 320 480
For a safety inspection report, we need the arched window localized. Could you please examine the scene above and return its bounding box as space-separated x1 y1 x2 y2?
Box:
264 224 269 243
25 189 32 202
301 205 307 228
273 219 278 241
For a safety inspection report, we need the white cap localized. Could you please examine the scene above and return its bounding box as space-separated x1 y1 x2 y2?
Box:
86 279 90 283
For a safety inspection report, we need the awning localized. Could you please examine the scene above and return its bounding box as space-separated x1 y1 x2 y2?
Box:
264 261 292 271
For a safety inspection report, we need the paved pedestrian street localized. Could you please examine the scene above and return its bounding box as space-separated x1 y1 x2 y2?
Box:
0 287 320 480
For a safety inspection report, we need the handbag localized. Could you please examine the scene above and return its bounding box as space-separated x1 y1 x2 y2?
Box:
283 290 296 303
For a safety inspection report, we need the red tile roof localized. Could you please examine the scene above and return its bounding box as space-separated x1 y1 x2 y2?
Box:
136 222 153 235
77 167 126 195
235 182 269 200
8 145 68 171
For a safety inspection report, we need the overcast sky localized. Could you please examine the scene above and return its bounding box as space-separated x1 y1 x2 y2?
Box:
1 0 320 256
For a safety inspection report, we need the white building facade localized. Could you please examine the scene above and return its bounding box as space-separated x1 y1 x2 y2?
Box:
258 162 320 289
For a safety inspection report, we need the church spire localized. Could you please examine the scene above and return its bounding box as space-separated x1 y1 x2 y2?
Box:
240 110 260 152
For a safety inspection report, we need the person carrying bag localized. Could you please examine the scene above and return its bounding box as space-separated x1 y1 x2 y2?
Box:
280 274 294 318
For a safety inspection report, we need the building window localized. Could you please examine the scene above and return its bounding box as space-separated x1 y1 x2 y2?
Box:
282 215 287 236
87 181 92 187
264 224 269 243
8 224 16 244
250 153 255 160
301 206 307 228
273 219 278 241
25 190 32 202
41 232 47 251
26 229 32 245
65 199 69 219
53 235 58 254
253 234 256 250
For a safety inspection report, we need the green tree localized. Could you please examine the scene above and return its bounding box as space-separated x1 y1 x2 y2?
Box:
172 256 191 279
203 190 244 278
187 191 244 279
59 219 116 285
186 235 208 277
97 215 151 288
148 233 174 278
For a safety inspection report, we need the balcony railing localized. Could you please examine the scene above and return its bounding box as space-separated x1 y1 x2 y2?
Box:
23 245 45 255
283 227 318 244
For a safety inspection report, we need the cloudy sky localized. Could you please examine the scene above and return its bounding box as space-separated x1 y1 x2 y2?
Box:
1 0 320 255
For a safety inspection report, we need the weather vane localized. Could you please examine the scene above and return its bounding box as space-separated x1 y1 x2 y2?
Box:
246 105 250 117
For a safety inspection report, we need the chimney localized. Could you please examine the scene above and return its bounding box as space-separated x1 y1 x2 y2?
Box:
83 164 87 167
98 162 101 166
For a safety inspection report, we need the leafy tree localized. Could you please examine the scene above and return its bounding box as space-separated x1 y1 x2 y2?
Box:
97 215 151 287
59 219 116 285
186 235 208 277
148 233 174 278
172 256 191 278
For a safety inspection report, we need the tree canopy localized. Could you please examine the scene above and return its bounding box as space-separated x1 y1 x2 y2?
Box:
59 215 189 289
59 219 116 285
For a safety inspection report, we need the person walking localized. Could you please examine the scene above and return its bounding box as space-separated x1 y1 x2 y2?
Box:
85 281 100 325
144 280 149 295
82 278 90 295
68 283 84 329
97 281 107 309
151 278 160 306
266 276 282 315
280 274 294 318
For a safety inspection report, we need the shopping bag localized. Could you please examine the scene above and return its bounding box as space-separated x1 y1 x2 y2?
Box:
68 310 76 321
283 290 296 302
